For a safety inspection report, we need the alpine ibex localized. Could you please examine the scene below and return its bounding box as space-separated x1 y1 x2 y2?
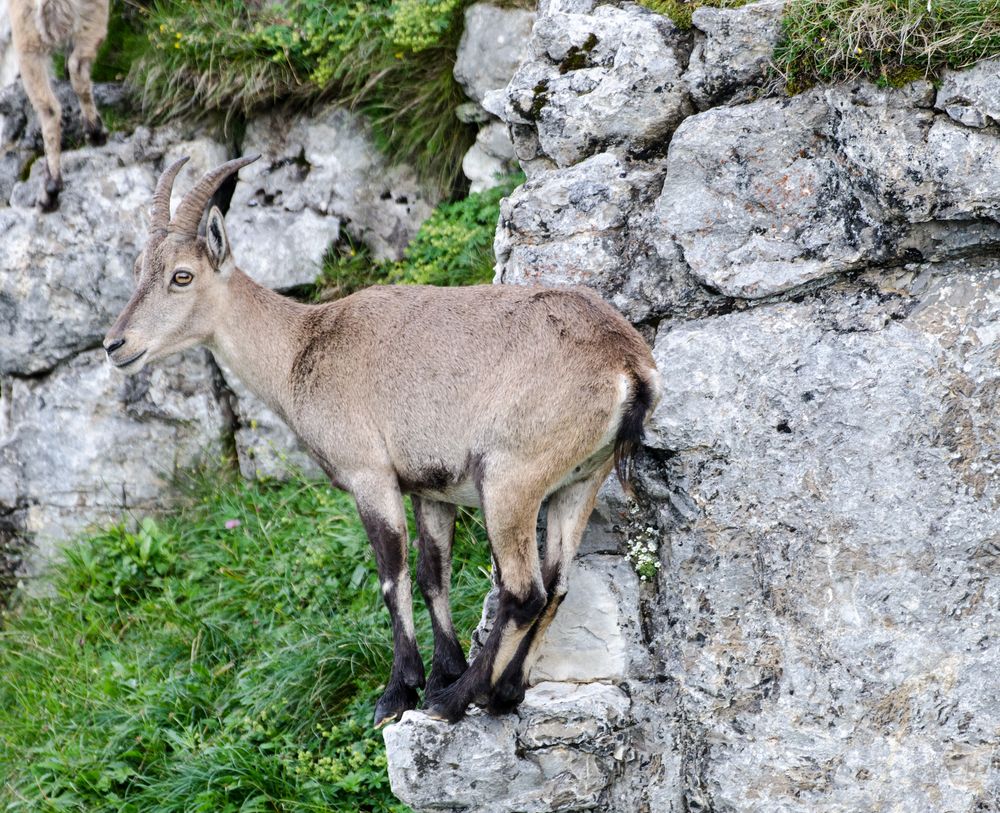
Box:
9 0 108 210
104 157 661 726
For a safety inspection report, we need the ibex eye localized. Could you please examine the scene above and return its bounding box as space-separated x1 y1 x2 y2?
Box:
172 270 194 287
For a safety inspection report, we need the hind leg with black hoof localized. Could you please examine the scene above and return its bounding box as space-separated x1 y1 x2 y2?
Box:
413 497 469 702
38 167 63 212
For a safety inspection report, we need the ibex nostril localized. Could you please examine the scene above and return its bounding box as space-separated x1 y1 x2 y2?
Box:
104 338 126 354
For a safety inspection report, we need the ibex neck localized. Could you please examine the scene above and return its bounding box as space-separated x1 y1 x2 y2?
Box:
210 268 311 418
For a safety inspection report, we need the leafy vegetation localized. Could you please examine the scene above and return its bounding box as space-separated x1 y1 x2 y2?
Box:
126 0 477 190
317 174 524 300
773 0 1000 91
0 473 492 811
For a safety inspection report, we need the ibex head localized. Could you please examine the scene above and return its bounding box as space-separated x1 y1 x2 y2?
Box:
103 155 259 373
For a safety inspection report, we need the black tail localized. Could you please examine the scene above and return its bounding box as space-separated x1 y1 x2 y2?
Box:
613 374 654 493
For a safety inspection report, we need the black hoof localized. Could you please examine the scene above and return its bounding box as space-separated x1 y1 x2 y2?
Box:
373 682 420 728
86 119 107 146
485 679 526 716
424 682 473 723
38 169 62 212
424 661 468 699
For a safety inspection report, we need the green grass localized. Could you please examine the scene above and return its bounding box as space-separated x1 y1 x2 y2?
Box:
125 0 477 192
0 472 492 811
317 173 524 300
641 0 1000 90
774 0 1000 91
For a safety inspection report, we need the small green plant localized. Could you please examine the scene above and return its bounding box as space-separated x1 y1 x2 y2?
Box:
624 504 662 583
0 471 491 811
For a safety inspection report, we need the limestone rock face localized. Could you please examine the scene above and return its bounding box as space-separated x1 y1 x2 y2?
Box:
0 137 160 376
384 682 632 813
684 0 785 108
454 3 536 192
386 2 1000 811
487 4 691 173
455 3 537 106
0 348 229 568
660 83 1000 299
936 58 1000 128
229 104 436 289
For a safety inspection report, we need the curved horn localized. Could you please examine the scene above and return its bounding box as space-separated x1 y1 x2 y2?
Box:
150 156 189 232
169 155 261 236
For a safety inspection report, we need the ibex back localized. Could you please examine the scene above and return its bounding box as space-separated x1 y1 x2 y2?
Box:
10 0 108 210
104 157 661 726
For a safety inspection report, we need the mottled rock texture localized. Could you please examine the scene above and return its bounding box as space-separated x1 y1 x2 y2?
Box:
455 2 536 191
386 2 1000 811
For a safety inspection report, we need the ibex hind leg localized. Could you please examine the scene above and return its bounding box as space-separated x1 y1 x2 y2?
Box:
425 475 546 723
412 496 468 699
68 5 108 147
18 49 63 211
487 459 612 715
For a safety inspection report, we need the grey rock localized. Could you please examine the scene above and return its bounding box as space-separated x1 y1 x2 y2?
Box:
0 348 230 568
489 5 691 172
685 0 785 108
384 681 631 812
228 104 436 290
462 120 518 192
0 140 156 375
657 84 1000 298
643 261 1000 811
495 151 718 321
936 58 1000 128
0 0 16 91
454 3 536 106
529 555 644 684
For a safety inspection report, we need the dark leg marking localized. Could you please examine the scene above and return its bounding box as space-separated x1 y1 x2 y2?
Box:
425 582 546 723
412 496 468 700
357 505 425 727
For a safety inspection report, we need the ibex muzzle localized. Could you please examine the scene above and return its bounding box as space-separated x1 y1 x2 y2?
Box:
106 157 661 727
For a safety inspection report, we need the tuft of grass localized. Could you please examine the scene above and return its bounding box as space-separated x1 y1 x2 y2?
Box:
773 0 1000 91
316 173 524 300
127 0 478 192
637 0 752 29
0 470 492 811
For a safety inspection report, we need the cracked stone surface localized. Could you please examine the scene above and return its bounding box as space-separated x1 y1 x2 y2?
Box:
229 104 436 288
486 3 692 173
684 0 785 109
0 348 229 568
386 2 1000 810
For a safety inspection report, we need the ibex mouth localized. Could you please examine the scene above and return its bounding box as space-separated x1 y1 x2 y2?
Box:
113 349 147 370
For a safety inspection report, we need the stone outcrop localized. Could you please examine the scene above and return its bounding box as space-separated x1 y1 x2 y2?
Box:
384 2 1000 811
454 2 536 191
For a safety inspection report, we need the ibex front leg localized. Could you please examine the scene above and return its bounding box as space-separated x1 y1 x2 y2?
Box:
354 478 425 727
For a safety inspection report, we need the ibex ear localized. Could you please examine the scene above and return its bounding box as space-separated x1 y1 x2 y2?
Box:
205 206 230 270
